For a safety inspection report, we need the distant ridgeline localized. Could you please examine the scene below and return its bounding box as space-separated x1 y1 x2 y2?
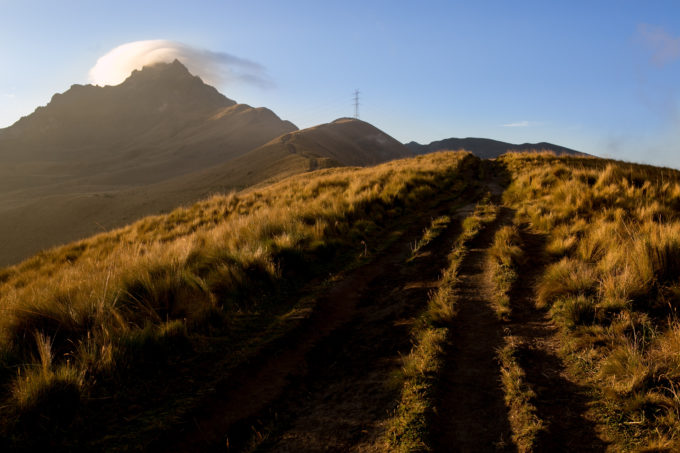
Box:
405 137 588 159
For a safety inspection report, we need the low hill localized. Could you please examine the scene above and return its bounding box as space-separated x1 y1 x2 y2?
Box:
156 117 413 200
406 137 587 158
254 117 413 167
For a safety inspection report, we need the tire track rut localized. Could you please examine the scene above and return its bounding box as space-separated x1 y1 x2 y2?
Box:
155 189 477 453
432 206 515 452
254 206 466 452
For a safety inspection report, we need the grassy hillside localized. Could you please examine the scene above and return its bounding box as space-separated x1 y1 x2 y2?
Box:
499 152 680 450
0 151 478 451
378 153 680 452
6 149 680 452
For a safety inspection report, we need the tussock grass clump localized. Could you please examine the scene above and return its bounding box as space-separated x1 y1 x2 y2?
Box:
489 225 523 268
550 295 597 329
488 225 524 320
388 327 447 452
12 364 83 423
498 339 543 452
410 216 451 258
536 258 598 309
0 151 477 447
459 199 497 244
6 332 84 446
499 152 680 449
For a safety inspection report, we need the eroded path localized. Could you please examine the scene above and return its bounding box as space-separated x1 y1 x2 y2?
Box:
157 165 609 453
431 173 607 452
431 206 515 452
253 205 466 452
153 184 480 453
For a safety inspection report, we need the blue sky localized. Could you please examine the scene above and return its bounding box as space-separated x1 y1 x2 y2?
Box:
2 1 679 167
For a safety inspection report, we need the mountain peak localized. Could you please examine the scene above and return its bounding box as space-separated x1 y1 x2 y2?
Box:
114 59 236 108
124 59 194 84
4 57 237 141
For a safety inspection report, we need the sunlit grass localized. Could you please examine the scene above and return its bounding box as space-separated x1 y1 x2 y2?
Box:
0 151 476 447
499 152 680 449
488 224 523 320
386 199 498 451
498 338 543 452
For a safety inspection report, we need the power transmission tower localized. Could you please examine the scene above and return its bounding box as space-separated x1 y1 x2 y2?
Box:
353 89 360 119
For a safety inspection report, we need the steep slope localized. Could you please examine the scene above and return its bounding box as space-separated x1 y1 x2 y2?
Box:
0 113 412 266
406 137 587 158
0 60 299 266
0 59 297 188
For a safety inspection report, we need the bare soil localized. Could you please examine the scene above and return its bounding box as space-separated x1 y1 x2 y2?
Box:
248 179 523 453
431 206 516 452
253 213 462 452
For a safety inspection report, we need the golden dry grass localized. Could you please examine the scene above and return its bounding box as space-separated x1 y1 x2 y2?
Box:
488 224 524 320
498 338 543 452
0 151 476 448
386 199 498 451
499 152 680 450
9 148 680 450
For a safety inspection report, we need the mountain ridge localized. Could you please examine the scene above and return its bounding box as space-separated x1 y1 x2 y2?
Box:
406 137 588 158
0 61 412 266
0 60 295 175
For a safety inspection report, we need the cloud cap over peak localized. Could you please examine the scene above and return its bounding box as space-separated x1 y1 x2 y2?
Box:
89 40 272 88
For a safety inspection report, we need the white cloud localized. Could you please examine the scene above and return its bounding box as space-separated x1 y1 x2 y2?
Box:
88 40 272 88
502 120 530 127
637 24 680 66
2 93 16 99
